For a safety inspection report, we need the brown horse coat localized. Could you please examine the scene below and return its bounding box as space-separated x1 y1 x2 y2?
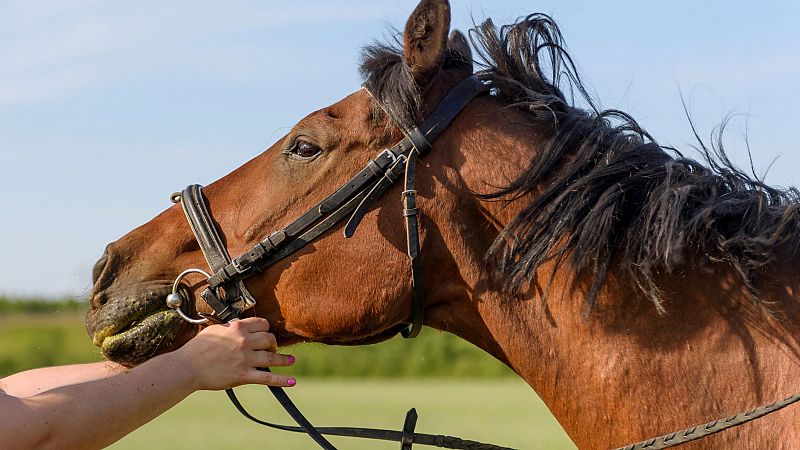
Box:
87 1 800 448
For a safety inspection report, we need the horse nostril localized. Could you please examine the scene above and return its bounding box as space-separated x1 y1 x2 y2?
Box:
92 246 110 285
92 292 109 307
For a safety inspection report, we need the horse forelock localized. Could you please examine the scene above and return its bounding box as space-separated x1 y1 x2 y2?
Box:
359 13 800 314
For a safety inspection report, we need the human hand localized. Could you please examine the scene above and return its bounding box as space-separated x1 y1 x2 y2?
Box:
174 317 296 391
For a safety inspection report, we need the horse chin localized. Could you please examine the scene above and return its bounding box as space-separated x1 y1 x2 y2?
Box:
98 310 192 365
303 324 409 347
86 284 196 366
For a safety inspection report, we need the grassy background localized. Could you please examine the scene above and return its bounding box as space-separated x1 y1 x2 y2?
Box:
0 299 576 448
108 380 576 450
0 298 514 378
0 309 102 376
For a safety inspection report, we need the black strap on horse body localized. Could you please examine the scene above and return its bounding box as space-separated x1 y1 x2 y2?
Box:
171 76 510 449
178 185 255 322
400 147 424 338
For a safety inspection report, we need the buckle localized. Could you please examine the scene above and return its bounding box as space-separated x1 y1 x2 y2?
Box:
379 148 398 163
232 258 248 274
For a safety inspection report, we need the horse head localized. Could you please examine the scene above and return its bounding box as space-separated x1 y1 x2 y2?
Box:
85 1 800 447
85 0 499 366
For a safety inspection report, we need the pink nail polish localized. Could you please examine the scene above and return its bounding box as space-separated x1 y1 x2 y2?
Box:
289 355 296 364
287 378 296 387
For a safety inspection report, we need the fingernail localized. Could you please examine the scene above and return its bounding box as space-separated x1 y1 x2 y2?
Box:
289 355 296 364
287 378 296 387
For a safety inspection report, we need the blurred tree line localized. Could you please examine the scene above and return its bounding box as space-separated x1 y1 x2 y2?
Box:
0 298 514 378
0 296 85 315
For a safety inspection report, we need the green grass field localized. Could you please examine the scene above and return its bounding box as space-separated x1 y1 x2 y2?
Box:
0 306 516 379
0 313 103 375
0 306 576 449
108 379 576 450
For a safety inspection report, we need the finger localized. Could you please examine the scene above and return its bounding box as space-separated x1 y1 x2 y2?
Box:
237 317 270 332
249 350 295 368
246 369 296 387
248 331 278 352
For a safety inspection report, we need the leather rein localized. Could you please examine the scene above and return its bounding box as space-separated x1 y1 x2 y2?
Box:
163 74 800 449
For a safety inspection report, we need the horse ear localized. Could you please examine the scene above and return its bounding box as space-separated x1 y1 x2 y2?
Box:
446 30 473 73
403 0 451 86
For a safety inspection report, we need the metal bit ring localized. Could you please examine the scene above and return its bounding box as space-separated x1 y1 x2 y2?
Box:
167 268 212 324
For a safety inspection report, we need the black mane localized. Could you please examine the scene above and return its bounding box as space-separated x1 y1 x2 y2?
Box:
360 14 800 313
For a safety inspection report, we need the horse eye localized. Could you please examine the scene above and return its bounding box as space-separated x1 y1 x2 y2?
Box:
291 140 322 159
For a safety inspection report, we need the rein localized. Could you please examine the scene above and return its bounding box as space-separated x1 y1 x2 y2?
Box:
163 73 800 449
612 392 800 449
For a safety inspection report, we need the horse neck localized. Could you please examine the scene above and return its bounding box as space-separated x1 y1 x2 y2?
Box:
427 103 800 448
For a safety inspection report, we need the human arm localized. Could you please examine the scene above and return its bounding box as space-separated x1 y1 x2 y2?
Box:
0 317 294 450
0 361 126 397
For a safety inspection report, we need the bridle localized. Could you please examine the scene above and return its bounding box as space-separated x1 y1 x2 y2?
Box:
167 75 488 331
165 75 513 450
163 73 800 449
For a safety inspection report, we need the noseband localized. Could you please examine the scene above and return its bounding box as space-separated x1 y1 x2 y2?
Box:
165 76 510 450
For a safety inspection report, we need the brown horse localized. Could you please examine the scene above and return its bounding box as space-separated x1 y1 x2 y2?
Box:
86 1 800 448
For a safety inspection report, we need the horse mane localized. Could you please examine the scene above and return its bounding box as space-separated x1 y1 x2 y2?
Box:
360 14 800 313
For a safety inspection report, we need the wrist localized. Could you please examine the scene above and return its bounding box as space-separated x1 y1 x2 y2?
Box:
148 349 202 394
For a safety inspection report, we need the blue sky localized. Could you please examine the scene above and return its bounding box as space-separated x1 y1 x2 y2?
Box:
1 0 798 297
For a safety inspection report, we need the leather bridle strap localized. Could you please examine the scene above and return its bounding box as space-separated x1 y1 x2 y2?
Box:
177 188 339 449
172 73 800 450
193 75 490 332
400 147 424 338
178 184 255 322
171 75 507 450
